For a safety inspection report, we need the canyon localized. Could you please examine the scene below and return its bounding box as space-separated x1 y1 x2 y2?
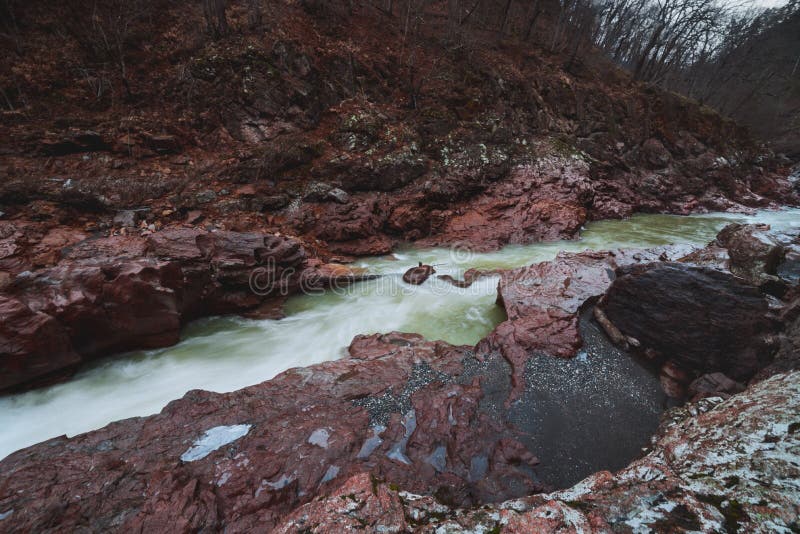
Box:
1 0 800 532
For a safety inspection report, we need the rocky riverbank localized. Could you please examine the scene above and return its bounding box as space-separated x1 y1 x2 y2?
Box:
0 226 381 393
2 1 799 529
3 0 799 395
1 222 798 532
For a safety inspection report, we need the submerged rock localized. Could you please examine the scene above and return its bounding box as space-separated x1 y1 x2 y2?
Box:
402 263 435 285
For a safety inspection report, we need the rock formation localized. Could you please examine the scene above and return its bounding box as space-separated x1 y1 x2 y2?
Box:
402 263 436 285
0 228 368 393
1 223 799 532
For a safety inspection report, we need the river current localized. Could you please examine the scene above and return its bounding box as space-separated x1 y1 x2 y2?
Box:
1 209 798 460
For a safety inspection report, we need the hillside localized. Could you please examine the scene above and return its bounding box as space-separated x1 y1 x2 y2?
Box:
1 0 796 264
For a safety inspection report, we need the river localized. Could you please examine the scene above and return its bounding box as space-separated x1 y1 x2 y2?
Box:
1 209 798 460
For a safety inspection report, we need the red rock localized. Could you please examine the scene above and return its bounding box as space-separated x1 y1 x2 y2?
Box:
185 210 205 224
0 332 543 531
641 138 672 169
274 473 407 533
0 229 309 393
0 295 80 391
328 235 394 256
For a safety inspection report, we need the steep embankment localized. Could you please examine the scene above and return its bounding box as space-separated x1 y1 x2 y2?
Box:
1 0 797 257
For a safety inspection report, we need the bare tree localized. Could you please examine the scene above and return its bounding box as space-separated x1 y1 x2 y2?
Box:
248 0 262 28
203 0 228 36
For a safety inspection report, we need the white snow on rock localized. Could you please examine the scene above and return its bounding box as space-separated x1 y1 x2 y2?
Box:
180 424 252 462
308 428 330 448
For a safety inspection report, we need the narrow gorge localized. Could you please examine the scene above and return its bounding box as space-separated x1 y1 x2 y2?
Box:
1 0 799 532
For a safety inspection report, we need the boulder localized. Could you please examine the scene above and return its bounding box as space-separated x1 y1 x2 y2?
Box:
599 262 781 381
402 263 435 285
0 295 80 391
715 223 786 289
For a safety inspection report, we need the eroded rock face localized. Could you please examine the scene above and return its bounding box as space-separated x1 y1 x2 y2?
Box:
479 246 694 394
416 159 591 251
599 262 781 381
0 229 309 392
0 295 80 391
274 371 800 533
0 332 544 532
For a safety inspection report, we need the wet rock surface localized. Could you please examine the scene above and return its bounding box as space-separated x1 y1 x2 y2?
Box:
402 263 436 285
600 262 781 381
0 229 330 392
275 371 800 533
1 223 800 532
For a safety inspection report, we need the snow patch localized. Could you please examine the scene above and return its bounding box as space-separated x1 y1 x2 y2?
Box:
217 471 232 486
320 465 339 484
308 428 330 448
180 424 251 462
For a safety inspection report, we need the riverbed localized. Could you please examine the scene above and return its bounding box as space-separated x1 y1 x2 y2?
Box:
1 209 798 460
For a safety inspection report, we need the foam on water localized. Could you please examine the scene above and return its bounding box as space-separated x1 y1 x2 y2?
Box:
0 208 798 460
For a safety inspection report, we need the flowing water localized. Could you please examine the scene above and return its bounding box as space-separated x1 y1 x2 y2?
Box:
1 209 798 460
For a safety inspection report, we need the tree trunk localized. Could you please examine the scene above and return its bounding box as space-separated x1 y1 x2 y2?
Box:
203 0 228 36
524 0 541 41
248 0 262 28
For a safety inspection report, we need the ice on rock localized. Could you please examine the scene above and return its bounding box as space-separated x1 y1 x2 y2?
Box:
180 424 252 462
387 410 416 465
308 428 330 448
426 445 447 472
357 425 385 459
320 465 340 484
